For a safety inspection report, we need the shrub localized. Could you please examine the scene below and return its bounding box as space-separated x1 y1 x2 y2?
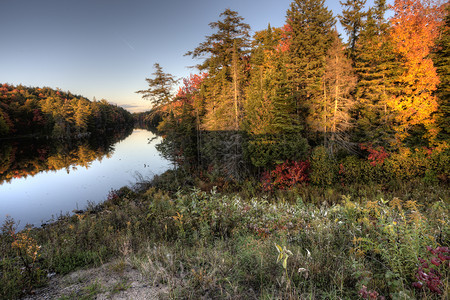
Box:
360 143 390 166
309 146 337 186
383 145 450 184
261 160 310 191
348 197 449 297
0 219 46 299
245 133 309 169
413 246 450 295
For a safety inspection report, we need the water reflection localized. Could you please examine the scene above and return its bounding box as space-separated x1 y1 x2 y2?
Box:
0 129 170 228
0 129 132 184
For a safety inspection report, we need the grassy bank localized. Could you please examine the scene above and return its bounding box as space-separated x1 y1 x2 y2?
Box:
1 178 449 299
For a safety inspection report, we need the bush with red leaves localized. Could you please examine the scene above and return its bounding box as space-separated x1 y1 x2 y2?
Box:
360 143 390 166
358 285 385 300
261 160 310 191
413 246 450 294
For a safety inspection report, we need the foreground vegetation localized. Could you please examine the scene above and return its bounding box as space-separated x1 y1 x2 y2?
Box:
1 174 448 299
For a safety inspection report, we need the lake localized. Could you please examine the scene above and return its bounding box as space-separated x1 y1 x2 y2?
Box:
0 129 170 229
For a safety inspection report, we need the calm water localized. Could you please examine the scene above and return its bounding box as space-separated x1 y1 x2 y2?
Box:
0 129 170 228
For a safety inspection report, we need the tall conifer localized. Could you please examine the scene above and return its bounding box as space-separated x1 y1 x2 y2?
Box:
352 0 399 146
244 25 278 135
136 63 178 112
186 9 250 131
339 0 367 59
244 25 308 168
285 0 335 141
433 4 450 140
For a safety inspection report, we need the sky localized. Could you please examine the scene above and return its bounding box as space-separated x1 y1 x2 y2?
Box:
1 0 393 113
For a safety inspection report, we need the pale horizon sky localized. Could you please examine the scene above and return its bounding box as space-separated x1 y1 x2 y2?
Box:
1 0 393 113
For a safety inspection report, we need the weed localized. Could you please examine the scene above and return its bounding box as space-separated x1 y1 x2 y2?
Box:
110 279 131 295
275 243 293 292
413 246 450 296
1 178 448 299
109 259 127 274
83 280 103 298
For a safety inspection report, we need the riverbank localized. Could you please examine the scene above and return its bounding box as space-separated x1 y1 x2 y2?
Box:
1 173 449 299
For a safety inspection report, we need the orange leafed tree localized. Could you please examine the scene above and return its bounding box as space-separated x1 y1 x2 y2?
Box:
388 0 444 143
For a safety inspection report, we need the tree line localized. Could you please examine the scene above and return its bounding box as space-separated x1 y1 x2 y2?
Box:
139 0 449 181
0 84 134 139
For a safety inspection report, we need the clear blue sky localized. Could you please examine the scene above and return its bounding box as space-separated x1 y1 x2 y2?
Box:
0 0 392 113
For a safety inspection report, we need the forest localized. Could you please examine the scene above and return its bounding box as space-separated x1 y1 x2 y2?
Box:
0 84 134 139
1 0 449 299
137 0 449 187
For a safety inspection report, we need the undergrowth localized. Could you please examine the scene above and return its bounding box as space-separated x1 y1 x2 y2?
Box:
1 182 449 299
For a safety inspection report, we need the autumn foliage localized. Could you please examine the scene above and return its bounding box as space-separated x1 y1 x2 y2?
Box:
261 160 310 191
360 143 390 166
413 246 450 294
0 84 134 139
388 0 444 141
176 73 208 100
276 23 293 53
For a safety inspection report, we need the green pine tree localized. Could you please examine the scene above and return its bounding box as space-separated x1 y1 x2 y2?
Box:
352 0 399 147
244 25 282 135
186 9 250 131
136 63 178 113
285 0 336 143
244 25 308 168
433 4 450 141
339 0 367 59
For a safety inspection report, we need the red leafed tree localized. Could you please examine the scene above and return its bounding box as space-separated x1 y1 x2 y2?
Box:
360 143 390 166
173 73 208 126
175 73 208 105
276 23 292 53
388 0 445 143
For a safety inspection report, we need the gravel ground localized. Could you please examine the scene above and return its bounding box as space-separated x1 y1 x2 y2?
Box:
21 260 168 300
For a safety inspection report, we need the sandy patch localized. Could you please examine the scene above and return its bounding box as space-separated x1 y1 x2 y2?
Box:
21 260 168 300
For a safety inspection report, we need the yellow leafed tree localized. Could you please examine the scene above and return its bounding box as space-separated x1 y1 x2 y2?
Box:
388 0 444 143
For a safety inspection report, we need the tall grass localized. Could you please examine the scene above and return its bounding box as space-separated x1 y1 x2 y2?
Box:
1 183 448 299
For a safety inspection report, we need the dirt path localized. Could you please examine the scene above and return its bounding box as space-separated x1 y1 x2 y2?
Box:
21 260 168 300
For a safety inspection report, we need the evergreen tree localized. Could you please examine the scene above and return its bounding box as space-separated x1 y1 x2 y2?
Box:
244 25 309 168
136 63 178 113
285 0 335 141
339 0 367 59
244 25 282 135
157 105 198 170
186 9 250 131
73 98 91 134
433 4 450 140
352 0 399 147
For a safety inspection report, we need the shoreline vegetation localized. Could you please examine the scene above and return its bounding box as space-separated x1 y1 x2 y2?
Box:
0 84 134 141
1 168 449 299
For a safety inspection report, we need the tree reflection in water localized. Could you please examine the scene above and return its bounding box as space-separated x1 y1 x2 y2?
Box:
0 128 133 185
